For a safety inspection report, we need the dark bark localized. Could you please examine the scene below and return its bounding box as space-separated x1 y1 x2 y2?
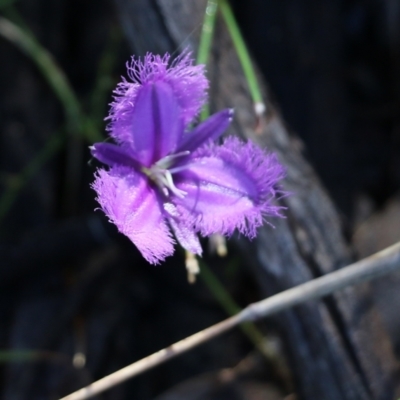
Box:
114 0 400 399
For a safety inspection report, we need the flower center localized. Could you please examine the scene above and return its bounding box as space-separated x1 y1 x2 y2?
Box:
142 151 190 198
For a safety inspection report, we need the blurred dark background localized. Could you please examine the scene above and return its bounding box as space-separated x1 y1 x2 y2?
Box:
0 0 400 399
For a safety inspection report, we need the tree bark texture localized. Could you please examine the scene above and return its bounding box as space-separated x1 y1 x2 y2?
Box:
114 1 400 399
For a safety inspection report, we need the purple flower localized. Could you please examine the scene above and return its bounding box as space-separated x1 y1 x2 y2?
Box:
91 52 286 264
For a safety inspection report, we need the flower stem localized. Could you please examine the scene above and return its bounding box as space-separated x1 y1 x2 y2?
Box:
199 260 282 361
219 0 265 115
196 0 219 120
196 1 273 356
196 0 218 66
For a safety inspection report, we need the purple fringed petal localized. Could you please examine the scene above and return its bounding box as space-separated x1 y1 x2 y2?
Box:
177 109 233 153
127 52 208 126
174 137 286 237
106 79 140 144
92 167 174 264
128 81 182 166
108 52 208 141
163 52 208 126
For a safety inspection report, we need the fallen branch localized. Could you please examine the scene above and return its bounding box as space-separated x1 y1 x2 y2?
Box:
60 241 400 400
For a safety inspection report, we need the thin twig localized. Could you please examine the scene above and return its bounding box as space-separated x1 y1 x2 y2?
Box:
60 241 400 400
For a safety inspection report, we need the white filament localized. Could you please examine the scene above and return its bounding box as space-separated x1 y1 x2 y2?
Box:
142 151 191 198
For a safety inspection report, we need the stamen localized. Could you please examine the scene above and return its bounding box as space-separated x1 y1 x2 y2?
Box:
155 151 190 169
169 165 192 174
164 170 187 198
142 162 187 199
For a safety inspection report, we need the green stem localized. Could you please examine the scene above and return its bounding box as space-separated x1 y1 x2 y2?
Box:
0 350 43 362
199 260 278 360
0 349 82 369
196 0 219 120
196 0 218 66
219 0 263 108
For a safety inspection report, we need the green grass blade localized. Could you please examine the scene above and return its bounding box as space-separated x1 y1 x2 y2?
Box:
219 0 265 115
196 0 219 120
199 259 280 360
196 0 218 66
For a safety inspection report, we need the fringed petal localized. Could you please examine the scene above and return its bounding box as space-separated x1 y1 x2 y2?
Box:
107 52 208 142
106 79 140 144
127 52 208 126
164 52 208 126
174 137 286 237
92 167 174 264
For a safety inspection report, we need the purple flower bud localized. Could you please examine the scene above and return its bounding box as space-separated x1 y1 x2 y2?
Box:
91 51 286 264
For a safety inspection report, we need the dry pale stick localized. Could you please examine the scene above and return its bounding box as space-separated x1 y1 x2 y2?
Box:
60 241 400 400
